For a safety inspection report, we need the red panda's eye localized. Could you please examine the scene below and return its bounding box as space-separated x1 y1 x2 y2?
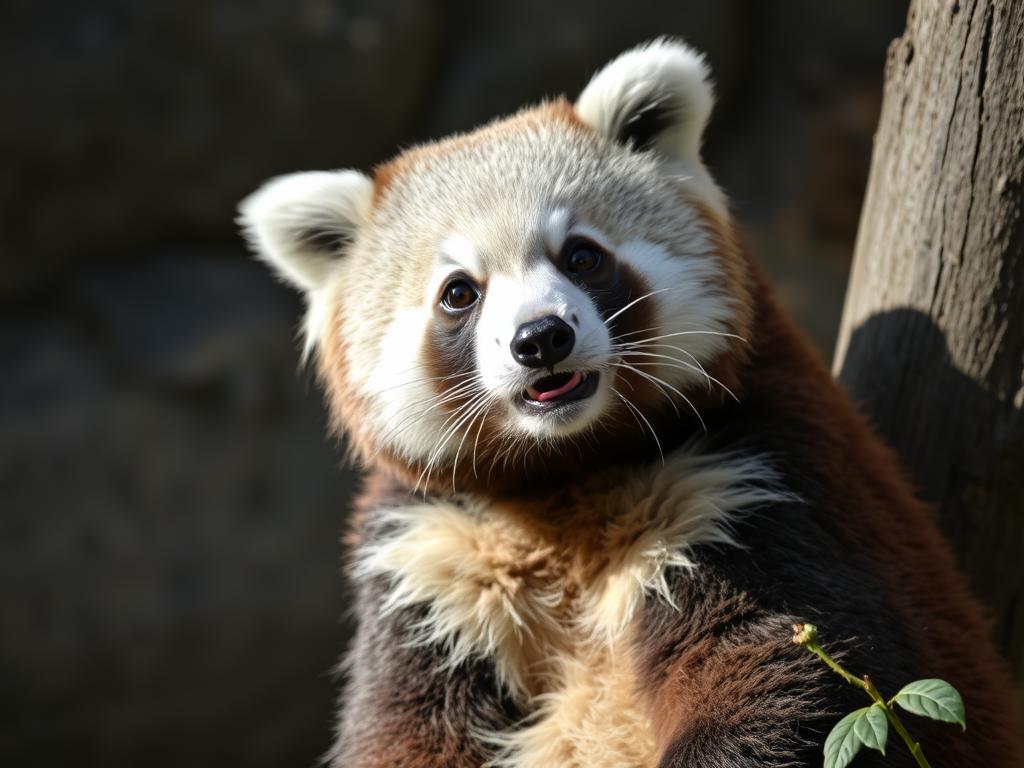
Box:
565 240 604 274
441 278 479 312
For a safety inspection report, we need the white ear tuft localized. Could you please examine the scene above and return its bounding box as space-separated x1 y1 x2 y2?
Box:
238 170 374 294
576 39 714 169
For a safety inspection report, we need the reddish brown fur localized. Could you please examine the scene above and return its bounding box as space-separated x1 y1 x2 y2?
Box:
688 199 754 398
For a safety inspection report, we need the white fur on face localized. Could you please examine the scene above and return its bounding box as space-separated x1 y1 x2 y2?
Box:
475 258 612 439
469 209 733 443
321 203 735 470
436 234 484 279
542 207 571 254
358 306 441 460
613 237 734 394
345 207 735 463
342 236 488 465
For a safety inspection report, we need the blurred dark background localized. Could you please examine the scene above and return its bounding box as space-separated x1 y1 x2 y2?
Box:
1 2 912 766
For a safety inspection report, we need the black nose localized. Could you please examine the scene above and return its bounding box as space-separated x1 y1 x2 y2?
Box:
510 315 575 369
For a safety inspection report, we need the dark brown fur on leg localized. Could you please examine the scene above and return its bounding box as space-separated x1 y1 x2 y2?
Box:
330 573 521 767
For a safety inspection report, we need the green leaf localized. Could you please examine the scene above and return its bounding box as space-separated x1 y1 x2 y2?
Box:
854 704 889 755
824 706 888 768
892 678 966 730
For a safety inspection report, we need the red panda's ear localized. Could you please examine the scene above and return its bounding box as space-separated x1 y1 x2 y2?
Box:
576 39 715 170
238 170 373 294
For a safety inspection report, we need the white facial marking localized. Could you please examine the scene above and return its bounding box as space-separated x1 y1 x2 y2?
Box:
542 207 571 254
360 306 446 460
615 236 732 390
565 222 614 253
438 234 483 278
475 259 612 439
430 234 484 300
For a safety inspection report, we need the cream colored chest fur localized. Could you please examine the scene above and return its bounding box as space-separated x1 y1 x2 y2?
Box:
356 450 782 768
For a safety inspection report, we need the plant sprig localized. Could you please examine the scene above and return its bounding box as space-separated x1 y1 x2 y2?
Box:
792 624 966 768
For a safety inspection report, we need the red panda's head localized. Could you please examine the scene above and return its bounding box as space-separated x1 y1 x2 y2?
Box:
240 40 753 495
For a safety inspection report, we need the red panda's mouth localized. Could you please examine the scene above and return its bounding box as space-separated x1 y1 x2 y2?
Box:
523 371 598 407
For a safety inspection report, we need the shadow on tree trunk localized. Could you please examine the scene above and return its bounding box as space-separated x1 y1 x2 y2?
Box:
838 307 1024 707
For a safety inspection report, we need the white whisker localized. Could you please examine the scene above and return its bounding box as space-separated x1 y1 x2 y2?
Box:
450 394 495 490
618 329 747 345
382 376 484 443
615 362 680 418
614 362 707 434
602 287 677 326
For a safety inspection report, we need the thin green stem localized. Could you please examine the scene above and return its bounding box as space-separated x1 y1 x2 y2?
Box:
803 637 867 690
792 624 932 768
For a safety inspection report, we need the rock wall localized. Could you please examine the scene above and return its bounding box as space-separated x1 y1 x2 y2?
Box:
0 2 908 766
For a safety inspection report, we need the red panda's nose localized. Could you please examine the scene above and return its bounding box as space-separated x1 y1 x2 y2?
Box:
510 315 575 369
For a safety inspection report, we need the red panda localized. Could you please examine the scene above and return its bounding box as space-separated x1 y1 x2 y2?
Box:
240 40 1021 768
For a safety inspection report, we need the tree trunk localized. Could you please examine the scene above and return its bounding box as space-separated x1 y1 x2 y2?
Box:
833 0 1024 708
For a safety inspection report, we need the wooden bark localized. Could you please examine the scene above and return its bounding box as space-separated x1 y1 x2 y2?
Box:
833 0 1024 706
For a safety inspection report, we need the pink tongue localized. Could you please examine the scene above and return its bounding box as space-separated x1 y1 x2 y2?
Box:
529 371 583 402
